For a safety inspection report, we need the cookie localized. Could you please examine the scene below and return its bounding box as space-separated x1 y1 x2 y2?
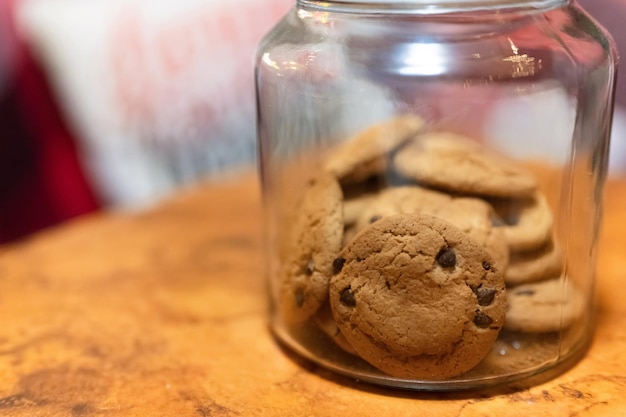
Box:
343 193 379 227
354 186 452 232
278 173 344 323
505 239 563 285
313 301 357 355
490 191 554 252
354 187 509 272
324 115 425 183
505 278 585 333
329 214 506 380
393 131 537 198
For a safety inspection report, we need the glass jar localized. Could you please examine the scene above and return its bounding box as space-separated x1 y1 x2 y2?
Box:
255 0 618 390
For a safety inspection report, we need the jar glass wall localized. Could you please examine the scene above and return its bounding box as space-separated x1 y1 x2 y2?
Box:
256 1 617 390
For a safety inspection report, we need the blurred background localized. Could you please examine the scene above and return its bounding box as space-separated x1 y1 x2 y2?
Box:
0 0 623 244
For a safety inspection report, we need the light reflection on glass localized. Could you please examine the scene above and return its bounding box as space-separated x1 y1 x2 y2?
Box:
298 8 330 21
504 37 541 78
503 54 539 78
398 42 448 76
262 52 279 71
262 53 306 76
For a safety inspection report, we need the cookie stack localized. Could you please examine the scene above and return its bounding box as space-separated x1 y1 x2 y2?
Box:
277 115 583 380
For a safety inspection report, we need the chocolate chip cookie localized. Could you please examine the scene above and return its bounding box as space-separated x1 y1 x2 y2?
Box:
393 131 537 198
505 239 563 285
324 115 425 183
490 191 554 252
329 214 506 379
353 186 452 232
505 278 585 333
278 173 344 323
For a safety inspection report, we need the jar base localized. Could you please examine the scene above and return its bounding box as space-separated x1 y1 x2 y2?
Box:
270 320 593 391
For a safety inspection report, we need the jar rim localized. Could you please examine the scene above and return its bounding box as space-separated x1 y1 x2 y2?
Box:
297 0 569 14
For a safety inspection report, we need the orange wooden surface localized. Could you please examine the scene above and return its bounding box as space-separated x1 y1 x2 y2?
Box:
0 173 625 416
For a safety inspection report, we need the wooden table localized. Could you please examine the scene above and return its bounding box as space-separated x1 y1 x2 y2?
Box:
1 173 625 417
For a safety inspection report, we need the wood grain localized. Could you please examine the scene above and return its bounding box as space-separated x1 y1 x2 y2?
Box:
0 173 625 417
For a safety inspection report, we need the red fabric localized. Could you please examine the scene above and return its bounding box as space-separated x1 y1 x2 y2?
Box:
0 39 101 243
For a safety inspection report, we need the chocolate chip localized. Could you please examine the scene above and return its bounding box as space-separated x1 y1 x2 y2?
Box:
305 260 315 276
474 310 493 328
482 261 491 271
436 248 456 268
332 258 346 274
515 289 536 296
339 286 356 307
295 288 305 308
369 215 382 224
476 287 497 306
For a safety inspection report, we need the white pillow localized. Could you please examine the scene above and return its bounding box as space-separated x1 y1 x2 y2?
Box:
17 0 292 207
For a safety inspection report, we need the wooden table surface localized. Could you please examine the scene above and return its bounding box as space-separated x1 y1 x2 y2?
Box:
1 173 625 417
